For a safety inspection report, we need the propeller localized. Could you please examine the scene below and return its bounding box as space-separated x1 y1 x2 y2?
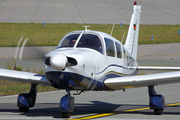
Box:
15 36 51 60
14 37 77 71
12 36 54 71
14 36 28 61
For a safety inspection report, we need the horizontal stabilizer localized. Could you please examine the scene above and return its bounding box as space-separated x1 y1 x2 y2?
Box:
138 66 180 71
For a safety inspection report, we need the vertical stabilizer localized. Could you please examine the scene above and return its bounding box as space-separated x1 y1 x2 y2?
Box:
124 4 141 61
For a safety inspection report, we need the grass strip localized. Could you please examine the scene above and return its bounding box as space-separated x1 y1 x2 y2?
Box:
0 80 57 96
0 23 180 47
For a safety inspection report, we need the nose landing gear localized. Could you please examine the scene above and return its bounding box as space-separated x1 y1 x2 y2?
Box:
60 90 74 118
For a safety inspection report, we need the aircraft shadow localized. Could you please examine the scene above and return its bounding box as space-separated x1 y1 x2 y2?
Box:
0 101 180 118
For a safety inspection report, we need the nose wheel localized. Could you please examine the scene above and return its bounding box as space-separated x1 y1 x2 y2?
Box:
19 107 29 113
60 90 74 118
154 109 163 115
62 112 71 118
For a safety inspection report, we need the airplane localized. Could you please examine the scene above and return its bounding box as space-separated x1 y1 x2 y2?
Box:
1 1 180 118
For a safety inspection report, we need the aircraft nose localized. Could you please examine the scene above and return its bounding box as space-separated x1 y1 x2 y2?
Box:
50 53 67 70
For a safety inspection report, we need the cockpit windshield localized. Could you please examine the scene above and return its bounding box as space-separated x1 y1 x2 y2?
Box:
77 34 103 54
59 33 80 48
58 32 103 54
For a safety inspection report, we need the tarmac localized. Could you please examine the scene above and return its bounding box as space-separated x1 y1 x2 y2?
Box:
1 85 180 119
0 0 180 24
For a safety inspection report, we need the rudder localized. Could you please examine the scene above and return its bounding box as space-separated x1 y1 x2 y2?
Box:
124 3 141 61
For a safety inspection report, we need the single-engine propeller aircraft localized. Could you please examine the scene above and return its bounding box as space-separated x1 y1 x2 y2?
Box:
1 2 180 118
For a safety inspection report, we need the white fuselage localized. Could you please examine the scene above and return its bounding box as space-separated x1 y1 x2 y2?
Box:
43 30 138 90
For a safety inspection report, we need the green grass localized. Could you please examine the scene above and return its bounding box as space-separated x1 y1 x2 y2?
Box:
0 23 180 47
0 80 57 96
139 25 180 44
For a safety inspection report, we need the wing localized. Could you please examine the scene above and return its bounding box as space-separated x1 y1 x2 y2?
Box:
104 71 180 90
0 68 49 86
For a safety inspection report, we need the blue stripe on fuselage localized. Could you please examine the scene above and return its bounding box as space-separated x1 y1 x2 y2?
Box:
97 64 127 74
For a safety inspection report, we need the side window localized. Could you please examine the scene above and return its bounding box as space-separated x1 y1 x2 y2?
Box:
115 42 122 58
104 38 115 57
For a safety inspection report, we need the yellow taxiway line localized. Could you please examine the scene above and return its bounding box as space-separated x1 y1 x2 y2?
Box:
70 102 180 120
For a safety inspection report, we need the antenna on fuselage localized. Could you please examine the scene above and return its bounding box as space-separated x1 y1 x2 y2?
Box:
110 23 115 36
83 26 91 31
121 31 127 43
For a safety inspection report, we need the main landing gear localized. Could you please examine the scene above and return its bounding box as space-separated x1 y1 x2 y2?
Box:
60 90 74 118
17 84 37 113
148 86 165 115
16 84 75 118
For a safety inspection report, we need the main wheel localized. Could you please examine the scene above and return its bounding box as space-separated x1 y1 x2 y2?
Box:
154 109 163 115
62 112 71 118
19 107 29 113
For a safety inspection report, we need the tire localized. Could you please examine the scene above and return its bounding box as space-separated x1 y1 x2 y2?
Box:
19 107 29 113
154 109 163 115
62 112 71 118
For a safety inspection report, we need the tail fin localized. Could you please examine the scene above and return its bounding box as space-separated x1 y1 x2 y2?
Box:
124 4 141 61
